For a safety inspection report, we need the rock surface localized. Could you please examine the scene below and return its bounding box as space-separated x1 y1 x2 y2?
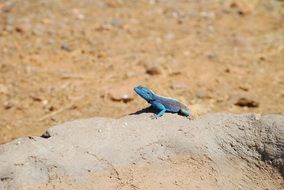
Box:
0 113 283 190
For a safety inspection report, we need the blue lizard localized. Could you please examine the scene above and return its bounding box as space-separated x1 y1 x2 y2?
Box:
134 85 191 119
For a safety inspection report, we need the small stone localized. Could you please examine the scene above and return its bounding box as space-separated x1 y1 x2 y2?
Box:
108 87 134 103
72 9 85 20
41 131 51 139
125 71 136 78
230 1 252 15
200 11 215 19
224 68 230 73
206 52 217 60
145 66 161 75
3 101 12 109
42 100 48 106
164 33 175 40
196 90 211 99
48 105 55 112
259 57 266 61
235 97 259 108
15 26 25 33
232 34 251 49
61 43 72 52
238 85 249 91
30 95 42 102
31 24 45 36
110 18 123 27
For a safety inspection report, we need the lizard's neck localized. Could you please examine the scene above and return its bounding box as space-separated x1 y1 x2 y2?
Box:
148 93 159 102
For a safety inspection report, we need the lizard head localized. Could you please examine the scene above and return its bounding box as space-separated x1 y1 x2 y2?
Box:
134 86 155 102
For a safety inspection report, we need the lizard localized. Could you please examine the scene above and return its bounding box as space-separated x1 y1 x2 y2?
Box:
134 85 191 119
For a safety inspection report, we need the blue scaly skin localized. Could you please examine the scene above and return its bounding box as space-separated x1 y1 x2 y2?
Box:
134 86 191 119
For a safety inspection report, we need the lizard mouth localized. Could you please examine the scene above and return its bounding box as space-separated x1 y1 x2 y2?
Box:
133 87 140 94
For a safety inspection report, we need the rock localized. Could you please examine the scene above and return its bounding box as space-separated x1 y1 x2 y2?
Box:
230 0 254 15
238 85 249 91
72 9 85 20
3 101 13 110
14 26 24 33
231 33 252 51
40 131 51 139
195 89 212 99
200 11 215 19
110 18 123 27
61 43 72 52
0 113 283 189
224 68 231 73
164 33 175 40
108 86 134 103
235 97 259 107
145 65 161 75
31 24 45 36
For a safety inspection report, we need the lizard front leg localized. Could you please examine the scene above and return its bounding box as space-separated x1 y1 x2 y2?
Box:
151 101 166 119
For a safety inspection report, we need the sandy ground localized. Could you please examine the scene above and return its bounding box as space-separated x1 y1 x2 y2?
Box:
0 0 283 144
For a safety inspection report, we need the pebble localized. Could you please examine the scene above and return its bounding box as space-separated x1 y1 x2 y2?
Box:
3 101 13 109
196 90 212 99
108 87 134 103
238 85 249 91
41 131 51 138
72 9 85 20
164 33 175 41
224 68 230 73
15 26 25 33
61 43 72 52
110 18 123 27
31 24 45 36
235 97 259 108
230 1 252 15
200 11 215 19
232 34 251 49
145 66 161 75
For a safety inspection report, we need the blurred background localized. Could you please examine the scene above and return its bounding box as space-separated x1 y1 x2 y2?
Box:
0 0 283 144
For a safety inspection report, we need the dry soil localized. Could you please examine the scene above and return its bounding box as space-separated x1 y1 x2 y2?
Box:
0 0 283 144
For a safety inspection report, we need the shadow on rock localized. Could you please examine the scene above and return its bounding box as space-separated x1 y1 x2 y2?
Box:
130 106 156 115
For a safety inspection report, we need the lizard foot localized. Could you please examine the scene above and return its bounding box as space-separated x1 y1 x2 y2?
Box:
187 115 194 120
150 114 158 119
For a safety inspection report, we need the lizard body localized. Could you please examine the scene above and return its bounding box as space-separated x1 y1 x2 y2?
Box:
134 86 191 118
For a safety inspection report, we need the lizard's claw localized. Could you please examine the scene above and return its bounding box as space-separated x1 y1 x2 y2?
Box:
187 115 194 120
151 114 158 119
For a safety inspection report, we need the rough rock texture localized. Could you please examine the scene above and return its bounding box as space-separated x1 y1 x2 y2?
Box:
0 113 283 190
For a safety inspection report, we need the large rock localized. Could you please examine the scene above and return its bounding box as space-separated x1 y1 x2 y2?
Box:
0 113 283 189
